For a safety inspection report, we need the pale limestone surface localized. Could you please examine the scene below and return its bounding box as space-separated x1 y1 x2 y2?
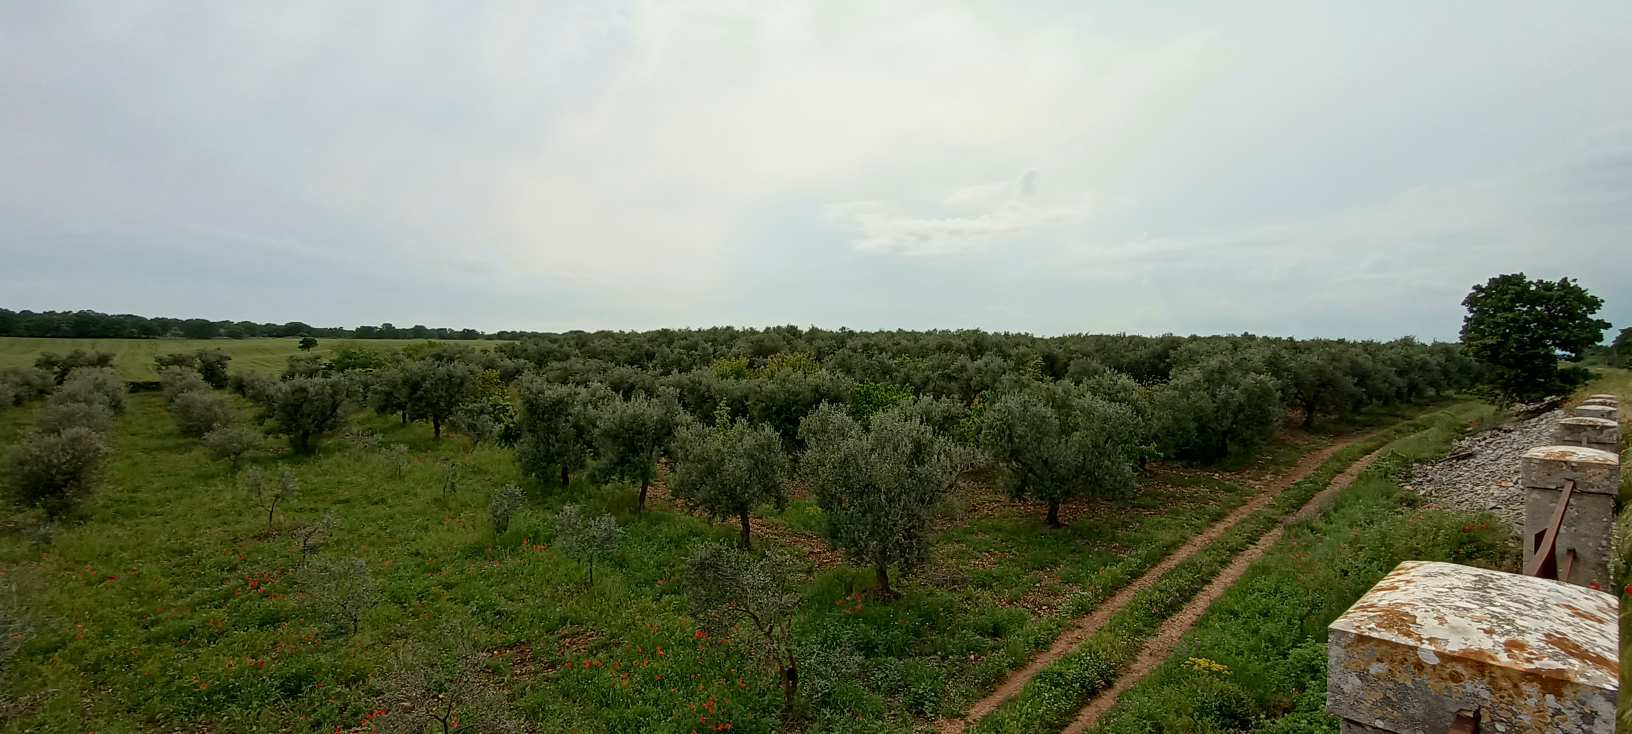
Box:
1572 404 1617 422
1552 417 1619 454
1328 561 1617 733
1520 445 1620 588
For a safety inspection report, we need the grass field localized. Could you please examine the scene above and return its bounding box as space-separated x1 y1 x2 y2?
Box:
0 374 1480 732
0 337 506 381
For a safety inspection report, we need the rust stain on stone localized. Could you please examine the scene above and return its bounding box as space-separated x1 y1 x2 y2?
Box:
1560 603 1608 624
1543 633 1618 676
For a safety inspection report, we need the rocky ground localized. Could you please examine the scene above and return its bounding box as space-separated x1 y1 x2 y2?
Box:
1403 409 1566 532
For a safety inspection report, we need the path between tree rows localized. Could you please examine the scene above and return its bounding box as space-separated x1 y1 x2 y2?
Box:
935 427 1391 734
1057 439 1396 733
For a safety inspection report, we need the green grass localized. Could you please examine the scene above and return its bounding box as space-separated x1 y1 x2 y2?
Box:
967 401 1501 734
0 337 506 381
0 390 1484 733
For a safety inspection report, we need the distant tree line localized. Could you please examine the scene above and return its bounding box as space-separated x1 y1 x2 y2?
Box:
0 308 500 340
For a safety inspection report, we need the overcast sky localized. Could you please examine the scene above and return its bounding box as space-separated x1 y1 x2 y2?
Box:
3 2 1630 340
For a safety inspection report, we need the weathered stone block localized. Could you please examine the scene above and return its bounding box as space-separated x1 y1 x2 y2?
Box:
1571 404 1617 422
1551 416 1619 454
1328 561 1617 733
1580 397 1616 407
1520 446 1619 589
1584 393 1616 402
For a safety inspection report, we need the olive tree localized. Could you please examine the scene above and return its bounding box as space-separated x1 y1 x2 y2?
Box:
683 543 805 721
402 360 478 439
52 367 127 414
797 403 967 598
35 349 113 384
376 621 521 734
1153 355 1284 462
980 382 1139 528
242 468 298 532
670 417 788 547
158 366 210 403
488 484 525 534
591 392 683 513
3 427 109 518
203 424 265 471
32 400 114 436
267 377 349 453
555 503 622 585
306 556 378 634
171 389 236 438
514 377 604 486
1 367 53 405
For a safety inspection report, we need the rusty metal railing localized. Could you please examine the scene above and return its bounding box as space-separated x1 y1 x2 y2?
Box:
1524 478 1576 581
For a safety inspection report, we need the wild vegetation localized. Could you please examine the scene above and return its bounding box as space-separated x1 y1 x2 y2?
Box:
0 275 1615 732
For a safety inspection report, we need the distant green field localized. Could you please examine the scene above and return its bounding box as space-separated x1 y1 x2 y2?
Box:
0 337 507 381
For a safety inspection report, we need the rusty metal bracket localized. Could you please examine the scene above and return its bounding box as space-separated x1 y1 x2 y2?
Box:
1525 478 1575 579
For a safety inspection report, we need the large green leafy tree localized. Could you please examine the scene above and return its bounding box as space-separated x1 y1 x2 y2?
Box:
267 377 349 454
1460 274 1610 401
797 403 967 598
980 381 1140 528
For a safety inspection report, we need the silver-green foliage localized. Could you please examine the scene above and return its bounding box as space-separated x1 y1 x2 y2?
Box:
170 389 236 438
555 503 622 585
32 400 115 436
683 543 805 718
158 366 210 404
377 620 521 734
242 468 297 532
488 484 526 535
203 424 265 471
51 367 127 414
3 426 109 518
306 556 379 634
797 403 967 597
670 417 787 548
1153 355 1284 461
266 377 349 454
980 381 1140 527
591 391 683 512
514 377 605 485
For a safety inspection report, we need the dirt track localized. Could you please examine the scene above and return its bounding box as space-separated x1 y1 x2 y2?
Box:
1058 440 1394 733
935 428 1387 734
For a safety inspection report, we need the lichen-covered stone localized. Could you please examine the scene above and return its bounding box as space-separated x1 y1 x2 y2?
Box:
1552 417 1618 454
1328 561 1617 733
1520 446 1619 588
1571 404 1617 422
1579 397 1616 408
1584 394 1616 402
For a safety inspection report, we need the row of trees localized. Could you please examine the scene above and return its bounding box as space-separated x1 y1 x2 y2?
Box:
0 308 496 341
2 366 124 518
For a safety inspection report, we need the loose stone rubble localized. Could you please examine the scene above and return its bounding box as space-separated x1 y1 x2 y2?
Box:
1403 409 1566 532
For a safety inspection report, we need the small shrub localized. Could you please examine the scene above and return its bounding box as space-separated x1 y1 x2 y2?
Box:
306 556 379 634
52 367 127 414
3 427 109 518
383 443 410 478
171 389 236 438
441 463 461 499
32 400 114 436
0 382 13 414
0 582 27 676
242 468 298 532
296 512 337 567
555 503 622 585
684 543 806 720
377 621 521 733
36 349 113 384
1 367 54 404
158 366 209 404
228 372 278 405
488 484 526 535
203 424 265 471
